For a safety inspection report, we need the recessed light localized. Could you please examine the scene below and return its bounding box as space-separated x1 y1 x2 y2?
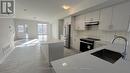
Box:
24 9 27 11
62 5 70 10
33 17 37 19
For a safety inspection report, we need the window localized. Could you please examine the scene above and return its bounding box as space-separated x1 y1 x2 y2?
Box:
16 24 28 39
17 25 24 32
37 24 47 35
37 24 48 41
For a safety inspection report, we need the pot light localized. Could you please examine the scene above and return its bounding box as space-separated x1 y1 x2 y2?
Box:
24 9 27 11
33 17 37 19
62 5 70 10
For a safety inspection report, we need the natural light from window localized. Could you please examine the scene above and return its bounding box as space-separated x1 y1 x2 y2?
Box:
37 24 48 41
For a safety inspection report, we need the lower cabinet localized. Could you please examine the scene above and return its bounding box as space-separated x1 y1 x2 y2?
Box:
0 48 4 63
0 44 14 64
72 37 80 50
40 44 49 61
48 42 64 62
41 42 64 62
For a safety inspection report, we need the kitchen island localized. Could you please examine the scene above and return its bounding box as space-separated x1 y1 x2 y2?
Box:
51 42 130 73
40 39 64 62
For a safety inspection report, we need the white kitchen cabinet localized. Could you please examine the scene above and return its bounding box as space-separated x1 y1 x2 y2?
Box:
72 37 80 50
112 2 130 31
99 7 113 31
99 2 130 32
64 16 71 26
40 44 49 61
85 10 100 22
75 14 86 30
40 41 64 62
0 48 4 64
48 42 64 62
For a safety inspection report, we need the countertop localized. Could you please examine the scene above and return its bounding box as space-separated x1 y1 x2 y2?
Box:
40 39 64 44
51 41 130 73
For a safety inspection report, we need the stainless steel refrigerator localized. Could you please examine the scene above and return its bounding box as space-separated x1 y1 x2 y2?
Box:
64 25 71 48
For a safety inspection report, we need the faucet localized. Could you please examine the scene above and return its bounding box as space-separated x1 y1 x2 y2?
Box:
112 35 128 60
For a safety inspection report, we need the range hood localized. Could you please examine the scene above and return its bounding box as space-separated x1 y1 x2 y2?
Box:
85 21 99 26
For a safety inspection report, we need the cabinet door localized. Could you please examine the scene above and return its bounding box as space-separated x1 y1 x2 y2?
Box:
85 10 100 22
40 44 49 61
85 12 92 22
0 48 4 62
75 15 85 30
73 37 80 50
64 17 71 26
112 2 130 31
99 7 113 31
75 16 79 30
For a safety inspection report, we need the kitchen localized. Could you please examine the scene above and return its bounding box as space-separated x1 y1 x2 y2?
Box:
52 1 130 73
0 0 130 73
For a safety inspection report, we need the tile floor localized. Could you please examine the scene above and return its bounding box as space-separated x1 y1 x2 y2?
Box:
0 39 79 73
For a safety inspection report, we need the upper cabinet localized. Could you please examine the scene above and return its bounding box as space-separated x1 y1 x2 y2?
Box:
99 2 130 32
75 14 86 30
85 10 100 22
64 16 72 26
99 7 113 31
112 2 130 31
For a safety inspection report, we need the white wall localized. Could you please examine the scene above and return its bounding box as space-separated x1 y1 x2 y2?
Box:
0 18 15 63
14 19 52 40
51 20 59 39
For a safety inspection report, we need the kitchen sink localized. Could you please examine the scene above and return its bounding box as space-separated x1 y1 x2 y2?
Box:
91 49 122 64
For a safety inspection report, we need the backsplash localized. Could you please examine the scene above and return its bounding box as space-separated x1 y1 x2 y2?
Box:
76 29 129 44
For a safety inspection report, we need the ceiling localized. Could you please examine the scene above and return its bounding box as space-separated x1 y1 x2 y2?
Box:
15 0 129 22
15 0 86 22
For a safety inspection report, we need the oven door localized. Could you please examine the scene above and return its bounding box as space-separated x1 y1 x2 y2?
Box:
80 41 94 52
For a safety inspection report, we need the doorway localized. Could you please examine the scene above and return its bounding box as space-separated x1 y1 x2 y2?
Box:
37 24 48 41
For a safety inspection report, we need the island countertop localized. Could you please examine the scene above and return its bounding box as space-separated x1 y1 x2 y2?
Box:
51 42 130 73
40 39 64 45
